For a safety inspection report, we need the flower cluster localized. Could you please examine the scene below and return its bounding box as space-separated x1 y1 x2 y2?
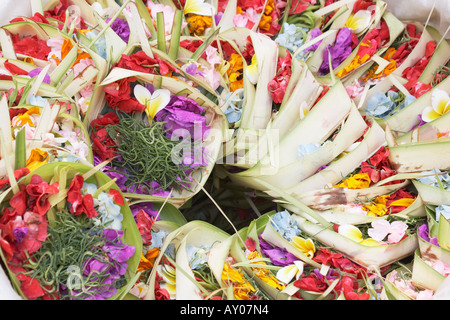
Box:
0 167 136 300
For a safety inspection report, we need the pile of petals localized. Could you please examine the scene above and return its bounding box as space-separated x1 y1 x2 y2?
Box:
0 163 139 300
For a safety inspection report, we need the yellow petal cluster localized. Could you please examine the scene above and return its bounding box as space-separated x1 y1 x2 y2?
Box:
334 172 371 189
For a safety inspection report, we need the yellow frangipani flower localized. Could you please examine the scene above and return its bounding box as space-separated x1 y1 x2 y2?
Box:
345 10 372 33
245 55 259 85
338 224 379 246
134 84 171 122
276 260 304 284
421 88 450 123
291 236 316 258
183 0 215 16
158 264 177 299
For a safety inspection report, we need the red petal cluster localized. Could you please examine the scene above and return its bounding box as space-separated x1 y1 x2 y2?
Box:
11 34 51 61
67 174 97 218
103 77 146 114
90 111 120 161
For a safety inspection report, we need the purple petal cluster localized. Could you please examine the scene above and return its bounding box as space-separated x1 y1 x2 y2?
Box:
318 27 354 76
258 234 298 267
107 17 130 43
130 202 159 220
80 229 136 300
155 95 210 141
418 224 440 247
304 28 323 53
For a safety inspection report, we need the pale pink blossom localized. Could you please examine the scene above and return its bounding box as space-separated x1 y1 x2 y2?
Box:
367 219 408 244
73 58 95 77
387 269 418 298
205 46 222 66
345 80 365 99
416 289 434 300
233 8 258 28
47 36 65 63
425 259 450 277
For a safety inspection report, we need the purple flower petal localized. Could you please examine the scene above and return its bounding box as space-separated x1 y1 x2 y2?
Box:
318 27 354 76
107 18 130 43
259 235 298 267
29 68 51 84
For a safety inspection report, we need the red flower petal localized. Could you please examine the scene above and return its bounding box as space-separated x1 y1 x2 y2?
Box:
136 209 154 246
245 237 257 252
67 174 84 213
11 34 50 61
19 275 46 300
9 188 28 216
26 175 59 216
103 78 146 114
108 189 125 205
294 275 327 293
4 60 29 75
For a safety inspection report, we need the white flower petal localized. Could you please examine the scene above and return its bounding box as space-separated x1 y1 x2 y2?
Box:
148 88 171 118
431 88 450 114
276 264 298 284
421 106 441 123
338 224 363 242
133 84 152 106
293 260 304 280
345 10 372 33
245 56 259 85
367 219 391 241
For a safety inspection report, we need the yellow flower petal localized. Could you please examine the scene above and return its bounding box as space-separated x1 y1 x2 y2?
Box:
389 198 415 207
245 55 259 85
334 173 371 189
186 14 213 35
423 88 450 123
133 85 171 120
276 261 304 284
183 0 215 16
338 224 381 246
26 148 49 172
291 236 316 258
345 10 372 33
12 107 41 127
422 106 442 123
432 88 450 114
338 224 364 242
299 102 309 120
147 89 171 118
360 238 380 246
